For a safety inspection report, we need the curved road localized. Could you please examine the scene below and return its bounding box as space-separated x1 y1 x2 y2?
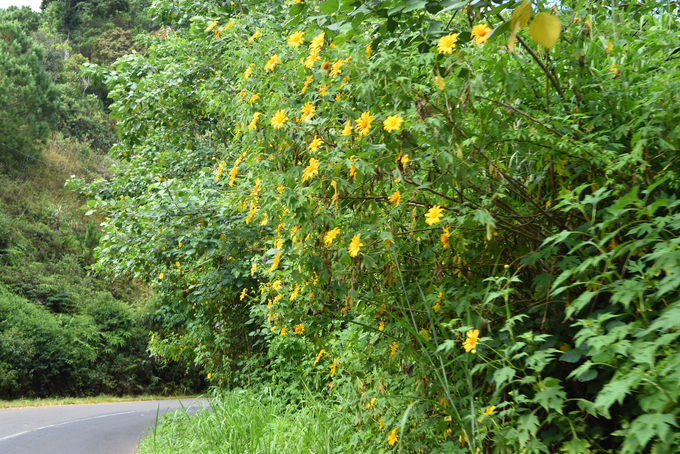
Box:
0 398 209 454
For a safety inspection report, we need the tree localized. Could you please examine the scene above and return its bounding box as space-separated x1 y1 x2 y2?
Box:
0 17 59 169
0 6 41 33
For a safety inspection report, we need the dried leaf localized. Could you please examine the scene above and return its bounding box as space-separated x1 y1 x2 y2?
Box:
528 12 562 49
508 1 532 52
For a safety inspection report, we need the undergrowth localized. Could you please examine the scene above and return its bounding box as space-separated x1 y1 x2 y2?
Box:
138 389 352 454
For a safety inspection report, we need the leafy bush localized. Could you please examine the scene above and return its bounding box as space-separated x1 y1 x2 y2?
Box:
75 0 680 452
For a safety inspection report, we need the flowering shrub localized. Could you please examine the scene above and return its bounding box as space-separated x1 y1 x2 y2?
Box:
74 0 680 452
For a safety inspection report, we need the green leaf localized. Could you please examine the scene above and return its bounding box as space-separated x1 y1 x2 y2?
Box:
401 0 428 14
290 3 304 15
517 411 540 445
487 20 511 43
534 379 566 413
629 413 678 450
493 366 515 391
561 437 591 454
594 372 642 418
565 291 596 319
319 0 339 14
559 348 583 363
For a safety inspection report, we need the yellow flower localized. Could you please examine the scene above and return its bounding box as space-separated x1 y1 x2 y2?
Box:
280 327 286 336
314 349 325 365
324 227 340 246
478 405 496 422
610 62 619 78
215 28 221 40
441 226 450 249
295 324 305 335
437 33 459 54
224 20 235 30
289 283 300 301
301 75 313 94
205 19 218 31
264 54 281 72
244 66 253 79
330 357 338 376
355 111 375 136
249 93 260 104
383 115 404 133
434 301 441 311
388 190 401 207
269 252 281 273
310 32 324 50
248 30 260 42
244 203 258 224
379 415 384 430
366 41 372 57
425 205 444 226
342 121 352 136
271 109 289 129
240 288 248 300
390 341 399 357
605 41 613 54
159 272 164 279
175 261 180 267
388 428 398 446
400 155 409 166
251 263 257 276
329 58 349 78
248 112 261 131
463 329 480 352
348 234 363 257
471 24 492 45
302 158 320 181
319 83 328 95
379 322 385 331
207 372 211 379
349 163 357 180
301 102 316 122
309 136 323 152
288 31 304 48
304 48 320 68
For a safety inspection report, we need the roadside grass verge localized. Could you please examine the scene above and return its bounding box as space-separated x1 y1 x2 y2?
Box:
138 389 352 454
0 394 203 409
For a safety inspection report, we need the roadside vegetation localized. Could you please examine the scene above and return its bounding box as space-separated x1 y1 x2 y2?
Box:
0 393 201 409
139 389 351 454
0 2 205 400
4 0 680 452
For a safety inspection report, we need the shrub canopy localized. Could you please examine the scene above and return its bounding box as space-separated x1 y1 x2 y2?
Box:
74 1 680 452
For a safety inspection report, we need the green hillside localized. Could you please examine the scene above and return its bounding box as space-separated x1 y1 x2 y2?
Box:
0 2 204 399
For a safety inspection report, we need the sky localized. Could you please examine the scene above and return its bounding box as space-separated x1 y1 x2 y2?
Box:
0 0 42 11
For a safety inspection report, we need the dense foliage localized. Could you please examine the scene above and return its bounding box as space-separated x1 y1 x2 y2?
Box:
0 14 59 165
0 144 206 398
0 3 206 399
76 0 680 452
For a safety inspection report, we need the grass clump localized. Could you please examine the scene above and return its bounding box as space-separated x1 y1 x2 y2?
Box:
138 389 352 454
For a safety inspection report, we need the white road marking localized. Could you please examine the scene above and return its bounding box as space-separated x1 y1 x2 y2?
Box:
0 411 138 442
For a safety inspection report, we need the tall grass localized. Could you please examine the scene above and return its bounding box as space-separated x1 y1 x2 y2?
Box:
139 389 352 454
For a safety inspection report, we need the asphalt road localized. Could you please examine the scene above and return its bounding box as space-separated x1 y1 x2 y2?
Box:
0 398 209 454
